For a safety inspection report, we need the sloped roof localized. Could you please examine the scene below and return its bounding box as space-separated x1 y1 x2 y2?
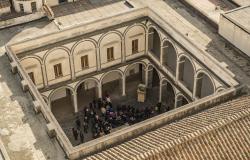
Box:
0 0 10 9
84 95 250 160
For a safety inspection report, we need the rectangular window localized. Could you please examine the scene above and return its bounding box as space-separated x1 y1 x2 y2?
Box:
54 63 63 78
81 55 89 69
28 72 35 84
107 47 114 62
31 2 37 12
132 39 139 54
19 3 24 12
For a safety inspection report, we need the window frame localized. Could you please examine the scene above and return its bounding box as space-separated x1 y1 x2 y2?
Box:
107 47 114 62
54 63 63 78
132 39 139 54
81 55 89 70
28 72 36 84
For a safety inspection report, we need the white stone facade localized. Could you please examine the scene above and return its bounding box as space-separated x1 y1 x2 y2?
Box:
13 0 43 13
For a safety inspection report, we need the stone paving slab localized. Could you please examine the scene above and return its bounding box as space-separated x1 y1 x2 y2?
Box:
52 0 136 29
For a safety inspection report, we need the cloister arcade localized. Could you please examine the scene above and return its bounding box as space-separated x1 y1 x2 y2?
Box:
18 21 226 131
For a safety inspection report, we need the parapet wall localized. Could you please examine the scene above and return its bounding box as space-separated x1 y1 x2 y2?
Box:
4 44 245 159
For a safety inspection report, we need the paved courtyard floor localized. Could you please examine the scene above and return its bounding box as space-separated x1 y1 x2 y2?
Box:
51 76 167 146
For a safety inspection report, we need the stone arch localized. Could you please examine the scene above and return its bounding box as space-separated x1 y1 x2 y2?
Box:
101 69 124 96
43 47 71 84
216 87 225 93
49 86 76 116
124 61 147 75
178 54 196 92
75 77 100 111
162 40 177 75
98 31 123 65
20 56 44 87
71 39 98 75
75 77 99 92
195 70 215 98
161 78 176 111
176 94 189 108
124 24 147 56
49 86 75 102
148 26 161 60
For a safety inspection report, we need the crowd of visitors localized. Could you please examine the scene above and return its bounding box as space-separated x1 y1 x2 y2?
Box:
72 93 169 144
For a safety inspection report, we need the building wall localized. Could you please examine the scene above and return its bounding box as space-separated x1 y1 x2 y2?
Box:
13 0 43 13
219 15 250 57
19 22 147 89
0 6 11 15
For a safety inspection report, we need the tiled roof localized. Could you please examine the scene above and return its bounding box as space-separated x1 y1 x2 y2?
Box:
84 95 250 160
0 0 10 9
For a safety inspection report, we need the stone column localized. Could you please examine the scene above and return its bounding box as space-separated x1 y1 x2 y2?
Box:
176 60 184 83
193 74 202 99
122 76 126 96
159 80 162 102
145 31 149 54
121 37 126 63
160 45 164 66
70 55 76 80
72 92 78 113
96 47 101 71
147 68 153 88
41 64 48 87
98 82 102 98
142 67 146 84
174 95 178 108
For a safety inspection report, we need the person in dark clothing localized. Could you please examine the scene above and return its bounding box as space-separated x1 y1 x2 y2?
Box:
76 117 81 130
79 130 84 143
72 128 78 141
83 120 88 133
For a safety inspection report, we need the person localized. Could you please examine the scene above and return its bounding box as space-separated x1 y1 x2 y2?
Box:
83 120 88 133
79 130 84 143
72 127 78 141
76 117 81 130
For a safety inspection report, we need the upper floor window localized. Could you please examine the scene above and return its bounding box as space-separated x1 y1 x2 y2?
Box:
132 39 139 54
81 55 89 69
19 4 24 12
28 72 35 84
107 47 114 62
54 63 63 78
31 2 37 12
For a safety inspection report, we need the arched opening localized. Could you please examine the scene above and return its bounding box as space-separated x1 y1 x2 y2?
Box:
178 56 195 92
72 40 97 77
148 28 161 59
161 80 176 111
176 95 189 108
76 79 98 111
195 72 215 98
162 41 177 74
20 57 44 88
44 48 71 85
125 63 146 99
99 32 122 67
124 25 146 57
50 87 74 121
147 66 160 104
101 70 123 99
